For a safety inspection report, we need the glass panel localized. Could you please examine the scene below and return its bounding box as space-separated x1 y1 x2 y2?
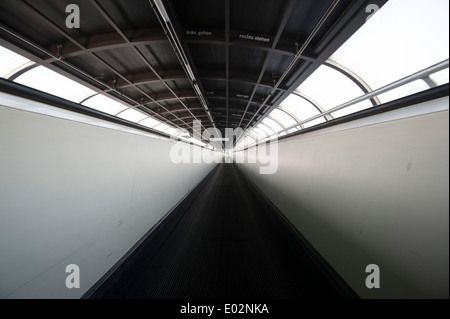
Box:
248 130 263 142
303 116 326 128
117 108 148 123
241 136 252 148
279 94 320 122
256 124 274 137
140 117 162 128
330 0 449 90
164 127 179 136
253 127 268 138
269 108 297 128
248 138 258 147
296 65 364 111
82 94 128 115
330 101 373 119
430 69 449 86
377 80 430 103
15 66 96 103
0 46 32 78
262 117 283 133
153 123 171 132
243 135 255 145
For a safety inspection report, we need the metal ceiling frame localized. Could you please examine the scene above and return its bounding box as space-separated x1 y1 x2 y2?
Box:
46 28 168 60
236 0 297 130
184 30 317 61
236 0 342 145
102 70 187 91
0 24 169 128
1 0 403 150
224 0 230 129
0 76 174 140
88 0 210 132
197 69 288 92
279 59 450 133
324 59 381 106
277 105 303 127
2 0 222 139
150 0 217 130
249 0 389 135
6 0 191 132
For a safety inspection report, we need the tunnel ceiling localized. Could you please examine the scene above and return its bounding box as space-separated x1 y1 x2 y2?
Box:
0 0 387 140
160 0 383 137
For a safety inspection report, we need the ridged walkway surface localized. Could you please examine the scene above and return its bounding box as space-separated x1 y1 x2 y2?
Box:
91 164 345 299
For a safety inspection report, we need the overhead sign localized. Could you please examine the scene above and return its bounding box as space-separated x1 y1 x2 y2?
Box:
186 30 213 37
238 33 270 43
236 93 249 99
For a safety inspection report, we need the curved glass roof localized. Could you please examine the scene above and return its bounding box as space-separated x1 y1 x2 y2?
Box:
15 66 97 104
0 46 188 140
279 94 321 123
0 0 448 151
330 0 449 92
0 46 32 79
235 0 449 151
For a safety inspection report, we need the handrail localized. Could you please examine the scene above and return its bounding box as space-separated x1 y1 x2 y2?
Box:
281 59 449 133
240 59 449 148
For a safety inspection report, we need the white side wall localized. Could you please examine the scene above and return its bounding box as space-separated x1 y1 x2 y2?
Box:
0 92 218 298
235 97 449 298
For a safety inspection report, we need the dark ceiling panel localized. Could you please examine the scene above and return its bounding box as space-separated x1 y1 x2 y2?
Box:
229 46 266 77
96 0 160 29
172 0 224 28
0 0 214 134
189 43 225 70
160 0 387 137
140 42 180 70
26 0 116 38
137 82 165 95
95 47 148 74
1 0 388 140
0 1 69 47
230 0 285 35
281 0 354 49
168 79 192 92
66 55 114 81
119 86 144 100
201 79 225 93
264 52 293 79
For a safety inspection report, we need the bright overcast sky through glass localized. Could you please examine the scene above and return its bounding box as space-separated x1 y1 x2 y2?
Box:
15 66 97 103
235 0 449 150
0 45 186 139
330 0 449 90
0 46 32 79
